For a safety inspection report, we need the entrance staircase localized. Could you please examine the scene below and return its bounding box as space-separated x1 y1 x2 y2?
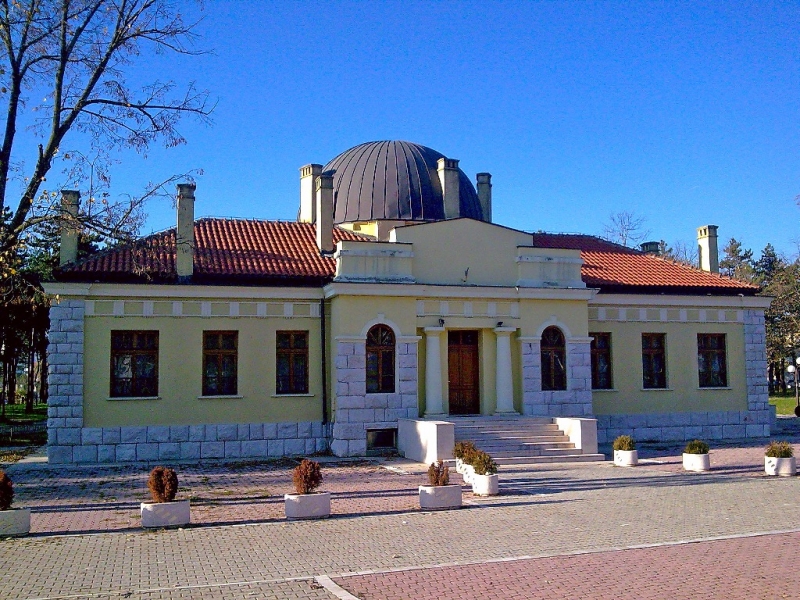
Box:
450 416 605 465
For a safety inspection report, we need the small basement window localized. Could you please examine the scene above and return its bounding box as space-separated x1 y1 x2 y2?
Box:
366 428 397 455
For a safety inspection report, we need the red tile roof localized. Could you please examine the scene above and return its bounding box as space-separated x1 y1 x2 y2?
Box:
532 233 759 294
57 218 760 295
58 219 365 284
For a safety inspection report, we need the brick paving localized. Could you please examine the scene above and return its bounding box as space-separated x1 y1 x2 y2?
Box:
3 430 800 599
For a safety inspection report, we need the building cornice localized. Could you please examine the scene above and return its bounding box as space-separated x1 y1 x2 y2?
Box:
591 293 772 310
324 282 598 301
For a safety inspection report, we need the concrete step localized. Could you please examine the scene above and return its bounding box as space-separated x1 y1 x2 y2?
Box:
491 453 605 465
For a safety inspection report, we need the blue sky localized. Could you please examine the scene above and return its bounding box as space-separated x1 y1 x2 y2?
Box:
47 1 800 258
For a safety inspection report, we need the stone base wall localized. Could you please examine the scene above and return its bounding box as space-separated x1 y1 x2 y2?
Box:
521 340 593 417
597 409 770 444
331 339 419 457
48 421 329 464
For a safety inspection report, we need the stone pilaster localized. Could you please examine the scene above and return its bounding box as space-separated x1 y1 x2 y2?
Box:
494 327 517 414
47 299 85 464
332 337 419 457
424 327 445 417
520 337 592 418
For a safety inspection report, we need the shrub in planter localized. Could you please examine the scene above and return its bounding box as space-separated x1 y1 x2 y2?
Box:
453 441 477 474
141 466 190 528
765 441 796 477
471 451 499 496
427 460 450 486
293 458 324 494
420 460 461 510
285 459 330 519
682 440 710 472
147 466 179 503
612 435 638 467
0 470 30 536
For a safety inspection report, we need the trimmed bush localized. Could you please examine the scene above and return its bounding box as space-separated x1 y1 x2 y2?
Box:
0 470 13 511
765 441 794 459
427 461 450 486
472 451 498 475
684 440 709 455
612 435 636 452
147 466 179 503
454 441 478 464
293 459 323 494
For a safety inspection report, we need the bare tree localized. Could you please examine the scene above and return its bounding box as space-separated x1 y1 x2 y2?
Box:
601 211 651 248
661 239 698 266
0 0 212 263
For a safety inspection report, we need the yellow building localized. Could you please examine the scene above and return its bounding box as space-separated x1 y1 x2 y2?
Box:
44 141 770 463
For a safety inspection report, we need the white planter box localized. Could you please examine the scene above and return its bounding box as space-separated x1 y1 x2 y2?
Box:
419 485 462 510
0 508 30 536
141 500 190 528
471 473 499 496
284 492 331 520
614 449 638 467
461 464 475 484
455 458 464 474
683 453 710 472
765 456 796 476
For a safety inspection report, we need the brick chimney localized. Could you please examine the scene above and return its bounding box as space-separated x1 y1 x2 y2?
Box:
299 164 323 223
477 172 492 223
176 183 196 280
640 241 661 255
697 225 719 273
316 173 334 253
437 157 460 219
59 190 80 266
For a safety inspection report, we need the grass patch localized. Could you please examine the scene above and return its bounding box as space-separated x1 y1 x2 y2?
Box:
0 403 47 423
770 393 798 416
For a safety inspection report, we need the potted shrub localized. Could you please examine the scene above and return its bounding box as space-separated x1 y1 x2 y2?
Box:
419 461 462 510
0 470 30 536
682 440 710 472
454 441 477 475
285 459 330 520
141 466 190 528
765 441 796 476
613 435 638 467
471 450 499 496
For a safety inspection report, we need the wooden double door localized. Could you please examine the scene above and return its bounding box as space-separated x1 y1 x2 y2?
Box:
448 330 480 415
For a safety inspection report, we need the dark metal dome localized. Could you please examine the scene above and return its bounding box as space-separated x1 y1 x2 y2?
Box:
323 141 483 224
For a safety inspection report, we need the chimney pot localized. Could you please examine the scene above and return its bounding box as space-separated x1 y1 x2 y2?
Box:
299 164 323 223
697 225 719 273
437 157 460 219
476 172 492 223
640 241 661 254
316 173 334 253
176 183 196 280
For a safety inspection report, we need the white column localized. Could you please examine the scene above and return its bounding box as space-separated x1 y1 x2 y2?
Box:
494 326 517 415
424 327 446 418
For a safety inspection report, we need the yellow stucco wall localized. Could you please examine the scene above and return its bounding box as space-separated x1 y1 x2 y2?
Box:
392 219 532 286
588 319 747 414
84 315 325 427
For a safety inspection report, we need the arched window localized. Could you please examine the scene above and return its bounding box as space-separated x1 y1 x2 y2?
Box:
541 326 567 391
366 325 395 393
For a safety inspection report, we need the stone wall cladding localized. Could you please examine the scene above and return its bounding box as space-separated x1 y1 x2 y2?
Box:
332 340 419 457
50 421 329 464
521 340 593 418
597 309 772 443
47 299 86 464
46 296 331 464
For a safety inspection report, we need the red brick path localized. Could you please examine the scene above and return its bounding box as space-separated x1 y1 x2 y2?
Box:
336 531 800 600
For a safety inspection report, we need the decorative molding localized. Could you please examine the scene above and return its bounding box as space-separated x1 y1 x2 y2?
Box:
325 282 598 301
590 293 772 309
590 305 745 324
84 300 322 319
44 282 325 301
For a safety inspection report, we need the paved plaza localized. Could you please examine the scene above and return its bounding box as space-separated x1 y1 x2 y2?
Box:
3 429 800 599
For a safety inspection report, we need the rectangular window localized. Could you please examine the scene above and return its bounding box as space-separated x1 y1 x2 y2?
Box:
642 333 667 389
110 331 158 397
698 334 727 387
203 331 238 396
590 332 613 389
276 331 309 394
